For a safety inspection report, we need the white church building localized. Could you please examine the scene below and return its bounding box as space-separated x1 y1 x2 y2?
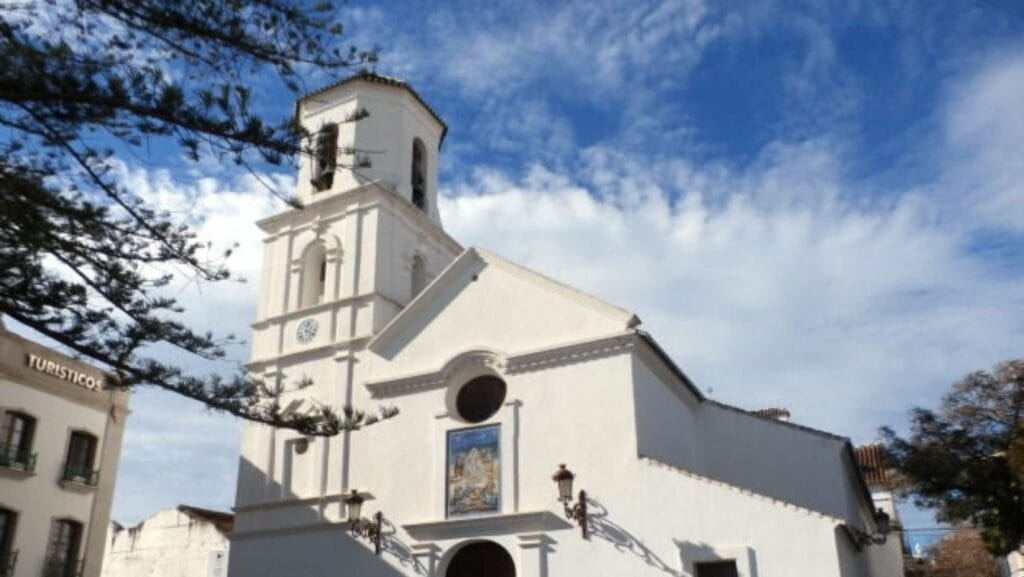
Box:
226 72 903 577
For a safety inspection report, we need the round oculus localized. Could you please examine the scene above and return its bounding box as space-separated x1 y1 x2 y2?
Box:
455 376 507 423
296 318 319 344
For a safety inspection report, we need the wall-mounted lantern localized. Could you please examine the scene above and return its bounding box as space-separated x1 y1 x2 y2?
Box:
847 508 892 549
342 489 384 555
552 464 588 539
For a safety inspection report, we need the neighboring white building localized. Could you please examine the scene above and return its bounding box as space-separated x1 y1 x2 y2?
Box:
0 320 130 577
102 505 231 577
1000 550 1024 577
852 445 905 566
227 72 903 577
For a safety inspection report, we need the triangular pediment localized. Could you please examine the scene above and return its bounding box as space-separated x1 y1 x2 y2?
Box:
367 248 638 377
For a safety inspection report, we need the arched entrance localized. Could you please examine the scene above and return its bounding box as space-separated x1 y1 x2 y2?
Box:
445 541 515 577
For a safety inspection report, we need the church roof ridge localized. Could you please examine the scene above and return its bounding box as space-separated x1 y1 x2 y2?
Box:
367 247 640 354
298 70 448 144
472 247 640 327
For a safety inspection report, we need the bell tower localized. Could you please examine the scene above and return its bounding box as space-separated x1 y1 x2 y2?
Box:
296 71 447 224
234 73 461 512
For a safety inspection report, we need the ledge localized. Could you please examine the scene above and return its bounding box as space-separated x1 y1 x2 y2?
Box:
402 511 570 541
58 478 99 493
0 466 35 479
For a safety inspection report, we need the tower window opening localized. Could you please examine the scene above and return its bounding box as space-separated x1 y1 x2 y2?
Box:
312 124 338 192
411 138 427 211
300 243 328 308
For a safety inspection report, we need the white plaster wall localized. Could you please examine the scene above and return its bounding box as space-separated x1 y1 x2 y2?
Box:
631 351 703 471
230 337 900 577
237 185 459 513
368 256 633 378
102 509 229 577
697 402 856 522
1002 550 1024 577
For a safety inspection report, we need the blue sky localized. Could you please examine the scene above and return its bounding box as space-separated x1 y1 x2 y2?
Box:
22 0 1023 553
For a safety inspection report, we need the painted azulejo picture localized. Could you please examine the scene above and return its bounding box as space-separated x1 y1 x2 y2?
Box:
447 425 500 516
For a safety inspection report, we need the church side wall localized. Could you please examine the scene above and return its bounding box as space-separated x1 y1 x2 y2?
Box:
630 350 703 471
698 402 854 521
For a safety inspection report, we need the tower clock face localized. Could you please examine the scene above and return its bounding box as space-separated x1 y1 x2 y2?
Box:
296 318 319 344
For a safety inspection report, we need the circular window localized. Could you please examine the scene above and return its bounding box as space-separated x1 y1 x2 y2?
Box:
455 376 507 423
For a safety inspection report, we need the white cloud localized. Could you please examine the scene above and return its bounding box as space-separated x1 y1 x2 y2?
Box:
441 125 1022 445
942 48 1024 232
386 0 720 101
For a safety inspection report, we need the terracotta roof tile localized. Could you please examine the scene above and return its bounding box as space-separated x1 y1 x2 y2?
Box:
853 444 892 487
753 407 791 421
177 505 234 533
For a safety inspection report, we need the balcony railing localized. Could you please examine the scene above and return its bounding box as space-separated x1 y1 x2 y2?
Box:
0 444 36 472
42 558 84 577
0 550 17 577
60 464 99 487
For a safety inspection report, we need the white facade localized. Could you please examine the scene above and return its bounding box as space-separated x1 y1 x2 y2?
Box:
0 323 130 577
227 73 902 577
1001 550 1024 577
102 506 230 577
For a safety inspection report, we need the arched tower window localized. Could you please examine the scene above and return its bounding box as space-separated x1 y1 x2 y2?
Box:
411 254 427 299
411 138 427 211
312 124 338 192
300 242 327 308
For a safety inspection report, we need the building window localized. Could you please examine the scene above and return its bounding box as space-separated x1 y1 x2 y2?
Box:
0 412 36 471
411 138 427 211
45 519 82 577
311 124 338 192
0 508 17 576
299 242 328 309
455 376 507 423
411 255 427 299
62 432 98 486
695 560 739 577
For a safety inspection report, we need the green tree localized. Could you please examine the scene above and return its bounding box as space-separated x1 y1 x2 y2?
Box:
0 0 392 435
882 359 1024 555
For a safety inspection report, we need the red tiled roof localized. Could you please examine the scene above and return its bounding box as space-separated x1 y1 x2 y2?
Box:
853 444 892 487
752 407 791 420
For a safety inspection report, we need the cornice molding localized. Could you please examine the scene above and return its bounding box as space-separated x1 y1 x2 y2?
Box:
505 332 635 374
402 511 570 541
256 182 461 255
251 292 402 330
365 332 637 398
246 336 372 371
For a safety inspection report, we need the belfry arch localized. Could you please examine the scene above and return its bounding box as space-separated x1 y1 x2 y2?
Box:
443 540 516 577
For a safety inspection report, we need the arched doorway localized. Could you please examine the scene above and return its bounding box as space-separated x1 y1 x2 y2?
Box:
445 541 515 577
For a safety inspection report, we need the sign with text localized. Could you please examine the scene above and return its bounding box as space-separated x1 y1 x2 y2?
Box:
26 354 104 391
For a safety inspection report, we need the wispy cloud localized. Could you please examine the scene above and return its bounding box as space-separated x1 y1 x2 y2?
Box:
441 48 1024 442
942 48 1024 233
